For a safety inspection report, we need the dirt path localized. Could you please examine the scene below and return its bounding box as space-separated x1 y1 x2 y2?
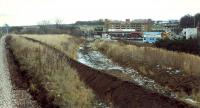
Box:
0 36 16 108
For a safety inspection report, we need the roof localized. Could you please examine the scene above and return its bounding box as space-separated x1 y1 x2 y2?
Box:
108 29 135 32
131 19 153 24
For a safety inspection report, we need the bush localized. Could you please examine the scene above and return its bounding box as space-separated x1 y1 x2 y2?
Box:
155 38 200 55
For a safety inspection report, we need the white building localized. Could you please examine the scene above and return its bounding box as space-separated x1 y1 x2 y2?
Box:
182 28 198 39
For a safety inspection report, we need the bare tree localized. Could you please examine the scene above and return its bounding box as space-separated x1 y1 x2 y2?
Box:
55 18 63 29
38 20 50 33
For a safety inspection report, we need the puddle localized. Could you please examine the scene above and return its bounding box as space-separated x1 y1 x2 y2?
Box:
77 42 176 98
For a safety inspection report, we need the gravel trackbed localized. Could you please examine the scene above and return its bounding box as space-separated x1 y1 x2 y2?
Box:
0 36 16 108
0 36 40 108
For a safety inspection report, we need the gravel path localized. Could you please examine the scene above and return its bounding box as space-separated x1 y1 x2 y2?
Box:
0 36 16 108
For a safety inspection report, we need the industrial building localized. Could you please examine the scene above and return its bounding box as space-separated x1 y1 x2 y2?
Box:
152 20 179 33
105 19 153 32
143 32 162 43
107 28 136 39
102 19 152 39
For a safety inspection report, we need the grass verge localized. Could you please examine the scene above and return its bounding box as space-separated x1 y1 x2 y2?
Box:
8 35 95 108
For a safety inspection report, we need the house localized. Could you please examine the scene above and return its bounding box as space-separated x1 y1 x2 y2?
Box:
182 28 198 39
143 32 162 43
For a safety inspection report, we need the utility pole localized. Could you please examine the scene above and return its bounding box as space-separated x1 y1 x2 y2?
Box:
4 24 9 34
194 16 196 28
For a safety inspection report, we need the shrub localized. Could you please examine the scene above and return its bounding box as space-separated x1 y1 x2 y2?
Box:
155 38 200 55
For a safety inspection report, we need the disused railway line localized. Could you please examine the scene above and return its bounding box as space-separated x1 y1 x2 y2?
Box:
6 35 196 108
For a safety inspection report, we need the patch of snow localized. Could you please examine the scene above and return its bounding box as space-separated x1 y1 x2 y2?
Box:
175 70 181 73
77 43 176 98
156 65 160 68
167 67 172 70
185 98 198 104
166 69 181 75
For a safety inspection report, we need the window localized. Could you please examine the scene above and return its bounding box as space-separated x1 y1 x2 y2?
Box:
150 38 154 40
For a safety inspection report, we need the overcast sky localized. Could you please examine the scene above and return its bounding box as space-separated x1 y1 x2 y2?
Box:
0 0 200 26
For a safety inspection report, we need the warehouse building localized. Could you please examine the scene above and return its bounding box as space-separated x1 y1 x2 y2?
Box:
143 32 162 43
105 19 153 32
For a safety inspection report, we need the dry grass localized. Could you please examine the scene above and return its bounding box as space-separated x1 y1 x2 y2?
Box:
10 36 95 108
92 40 200 75
15 34 84 59
92 40 200 104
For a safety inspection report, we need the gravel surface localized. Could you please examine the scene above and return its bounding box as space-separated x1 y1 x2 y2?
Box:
0 36 16 108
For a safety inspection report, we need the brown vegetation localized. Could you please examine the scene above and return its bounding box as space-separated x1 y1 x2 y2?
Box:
155 38 200 55
92 40 200 104
15 34 84 59
14 36 197 108
8 35 196 108
8 35 95 107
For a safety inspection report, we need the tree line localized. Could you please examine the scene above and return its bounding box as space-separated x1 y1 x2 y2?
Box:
180 13 200 28
6 19 83 36
156 13 200 55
